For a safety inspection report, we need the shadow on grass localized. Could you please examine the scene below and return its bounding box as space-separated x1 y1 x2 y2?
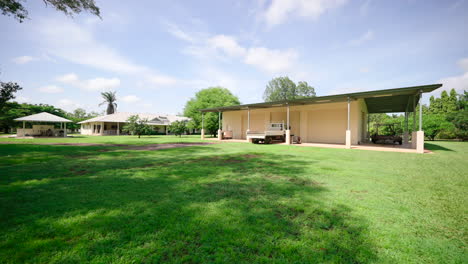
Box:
424 142 454 151
0 144 377 263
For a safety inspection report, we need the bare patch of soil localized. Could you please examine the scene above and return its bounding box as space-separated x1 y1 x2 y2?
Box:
124 143 212 151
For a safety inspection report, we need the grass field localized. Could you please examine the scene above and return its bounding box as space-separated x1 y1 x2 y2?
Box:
0 136 466 263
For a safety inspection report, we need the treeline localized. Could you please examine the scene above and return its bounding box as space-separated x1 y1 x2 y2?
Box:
369 89 467 140
0 102 100 133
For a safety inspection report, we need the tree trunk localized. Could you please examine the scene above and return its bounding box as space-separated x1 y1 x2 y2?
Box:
138 134 141 138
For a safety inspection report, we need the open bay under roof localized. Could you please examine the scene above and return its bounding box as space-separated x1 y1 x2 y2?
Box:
199 84 442 114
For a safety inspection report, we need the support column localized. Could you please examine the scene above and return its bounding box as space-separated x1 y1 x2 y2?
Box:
417 91 424 153
101 122 104 135
201 113 205 139
412 95 417 149
285 104 291 144
217 111 222 140
346 97 351 149
299 111 308 143
403 111 409 146
64 123 67 137
247 108 250 131
117 122 120 135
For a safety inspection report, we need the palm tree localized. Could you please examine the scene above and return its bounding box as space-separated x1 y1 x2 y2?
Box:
99 91 117 114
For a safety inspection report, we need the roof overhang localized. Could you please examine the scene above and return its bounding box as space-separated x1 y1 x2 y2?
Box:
199 84 442 114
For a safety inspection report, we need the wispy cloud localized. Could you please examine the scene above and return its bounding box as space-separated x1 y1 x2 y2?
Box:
165 24 302 75
437 58 468 94
12 55 38 64
56 73 120 91
261 0 348 28
36 18 183 89
121 95 141 103
38 85 64 93
348 30 374 46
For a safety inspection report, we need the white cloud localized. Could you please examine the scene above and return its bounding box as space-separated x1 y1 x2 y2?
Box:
16 96 31 103
56 73 79 83
458 58 468 72
359 67 370 73
348 30 374 46
38 85 64 93
435 57 468 95
208 35 247 57
146 75 179 86
165 24 301 75
84 78 120 91
121 95 141 103
57 99 82 111
36 18 183 89
165 22 198 43
244 47 299 74
438 72 468 93
262 0 348 27
12 56 37 64
56 73 120 91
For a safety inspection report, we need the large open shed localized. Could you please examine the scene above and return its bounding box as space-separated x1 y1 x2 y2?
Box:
199 84 442 153
14 112 72 137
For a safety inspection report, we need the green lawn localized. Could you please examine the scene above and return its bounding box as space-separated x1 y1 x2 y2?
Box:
0 136 466 263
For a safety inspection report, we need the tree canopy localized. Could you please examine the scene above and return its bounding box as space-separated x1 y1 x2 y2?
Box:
1 0 100 22
263 77 316 102
184 87 240 137
0 81 22 110
122 115 152 138
99 91 117 115
168 120 188 137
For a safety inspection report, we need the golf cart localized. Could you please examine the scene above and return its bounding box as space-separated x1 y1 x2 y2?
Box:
371 123 403 145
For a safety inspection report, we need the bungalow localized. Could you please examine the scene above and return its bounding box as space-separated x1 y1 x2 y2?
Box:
78 112 190 136
199 84 442 153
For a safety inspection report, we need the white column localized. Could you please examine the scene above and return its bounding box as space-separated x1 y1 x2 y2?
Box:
101 122 104 135
417 91 424 153
201 112 205 139
299 111 308 143
247 108 250 131
346 97 351 149
23 121 25 130
218 111 222 140
403 112 409 146
64 123 67 137
117 122 120 135
285 104 291 144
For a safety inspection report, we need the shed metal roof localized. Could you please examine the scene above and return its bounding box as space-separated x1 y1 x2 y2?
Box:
14 112 72 123
199 84 442 114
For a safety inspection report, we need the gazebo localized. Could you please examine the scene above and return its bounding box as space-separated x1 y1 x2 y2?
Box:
14 112 72 137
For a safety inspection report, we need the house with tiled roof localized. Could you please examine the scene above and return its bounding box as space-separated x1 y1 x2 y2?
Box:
78 112 190 135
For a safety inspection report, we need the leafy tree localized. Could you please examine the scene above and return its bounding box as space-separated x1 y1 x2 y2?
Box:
0 81 22 110
122 115 151 138
184 87 240 137
447 110 468 140
423 114 454 141
168 120 188 137
263 77 316 102
65 108 98 132
1 0 100 22
0 102 68 133
99 91 117 115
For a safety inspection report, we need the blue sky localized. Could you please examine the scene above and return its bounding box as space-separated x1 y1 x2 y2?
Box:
1 0 467 114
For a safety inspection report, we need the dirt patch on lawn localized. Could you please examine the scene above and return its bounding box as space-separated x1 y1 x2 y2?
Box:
0 141 213 150
124 143 212 151
196 153 263 164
